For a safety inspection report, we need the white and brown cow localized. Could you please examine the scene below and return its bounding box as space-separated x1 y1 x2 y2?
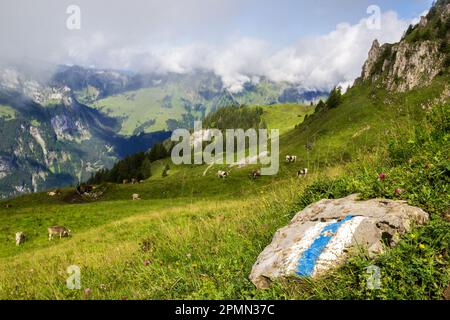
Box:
297 168 308 178
132 193 141 200
15 232 25 246
251 169 262 179
217 170 229 179
48 226 71 241
286 155 297 163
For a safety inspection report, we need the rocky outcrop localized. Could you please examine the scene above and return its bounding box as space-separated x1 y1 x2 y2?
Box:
250 194 429 289
361 39 445 92
0 157 13 180
358 0 449 92
361 39 382 81
51 114 91 142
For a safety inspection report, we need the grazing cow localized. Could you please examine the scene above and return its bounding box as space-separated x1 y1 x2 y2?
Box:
15 232 25 246
48 226 71 241
131 178 138 184
297 168 308 178
217 170 229 179
286 155 297 163
132 194 141 200
251 169 262 179
123 179 129 185
76 184 93 195
48 191 57 197
139 180 144 184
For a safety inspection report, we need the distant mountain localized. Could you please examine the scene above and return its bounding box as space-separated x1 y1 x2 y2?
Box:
59 68 327 135
0 68 171 198
0 64 326 198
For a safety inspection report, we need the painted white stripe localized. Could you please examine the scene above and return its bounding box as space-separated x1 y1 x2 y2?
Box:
313 216 366 276
284 221 333 275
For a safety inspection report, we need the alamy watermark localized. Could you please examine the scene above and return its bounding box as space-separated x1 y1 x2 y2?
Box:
366 265 381 290
366 5 381 30
66 265 81 290
171 122 279 176
66 5 81 30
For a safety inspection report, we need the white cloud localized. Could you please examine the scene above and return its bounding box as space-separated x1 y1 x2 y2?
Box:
0 0 421 92
86 10 411 92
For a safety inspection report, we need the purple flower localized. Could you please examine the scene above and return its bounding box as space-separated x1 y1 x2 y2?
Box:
378 172 386 182
84 288 91 296
395 188 403 195
144 260 150 266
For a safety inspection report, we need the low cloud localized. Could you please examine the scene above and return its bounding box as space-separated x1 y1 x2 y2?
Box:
0 1 422 92
90 11 412 92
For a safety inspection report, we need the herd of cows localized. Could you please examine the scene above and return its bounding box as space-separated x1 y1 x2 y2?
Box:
218 154 308 179
15 226 71 246
12 155 308 246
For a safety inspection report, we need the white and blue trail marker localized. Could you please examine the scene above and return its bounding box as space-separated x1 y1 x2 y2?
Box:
287 215 366 278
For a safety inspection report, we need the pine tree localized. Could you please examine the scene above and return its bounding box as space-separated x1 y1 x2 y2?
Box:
141 157 152 180
326 87 342 109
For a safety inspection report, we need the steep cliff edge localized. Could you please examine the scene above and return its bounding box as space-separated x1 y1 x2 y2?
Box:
357 0 450 92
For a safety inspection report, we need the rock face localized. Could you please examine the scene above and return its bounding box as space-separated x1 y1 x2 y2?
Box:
361 39 382 81
250 194 429 289
360 39 444 92
357 0 450 92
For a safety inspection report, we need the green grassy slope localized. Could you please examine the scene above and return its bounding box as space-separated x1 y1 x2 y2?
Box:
0 75 449 299
85 77 316 136
261 103 315 134
0 104 16 120
89 87 202 135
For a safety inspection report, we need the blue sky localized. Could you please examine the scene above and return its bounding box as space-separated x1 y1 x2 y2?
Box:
0 0 435 90
232 0 432 46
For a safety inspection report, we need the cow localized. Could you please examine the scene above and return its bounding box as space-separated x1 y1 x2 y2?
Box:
15 232 25 246
297 168 308 178
132 194 141 200
123 179 129 185
48 189 61 197
76 184 93 195
131 178 138 184
286 155 297 163
217 171 229 179
250 169 262 179
48 226 71 241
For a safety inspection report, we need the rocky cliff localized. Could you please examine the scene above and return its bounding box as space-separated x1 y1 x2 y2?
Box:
357 0 450 92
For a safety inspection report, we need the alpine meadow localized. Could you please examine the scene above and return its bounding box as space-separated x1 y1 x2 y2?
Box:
0 0 449 303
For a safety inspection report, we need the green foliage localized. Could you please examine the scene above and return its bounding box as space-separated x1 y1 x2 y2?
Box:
325 87 342 109
162 164 170 177
1 71 449 300
315 100 327 112
203 105 266 131
141 158 152 180
0 105 16 120
88 142 170 184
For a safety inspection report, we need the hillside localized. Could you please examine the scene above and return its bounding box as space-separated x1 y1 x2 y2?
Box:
0 0 449 300
0 66 326 198
85 72 326 135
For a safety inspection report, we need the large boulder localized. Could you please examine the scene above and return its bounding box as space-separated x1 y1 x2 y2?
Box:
250 194 429 289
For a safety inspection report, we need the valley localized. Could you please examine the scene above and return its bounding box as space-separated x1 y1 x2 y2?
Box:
0 0 449 302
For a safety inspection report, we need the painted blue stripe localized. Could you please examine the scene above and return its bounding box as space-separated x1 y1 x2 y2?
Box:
296 215 354 277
